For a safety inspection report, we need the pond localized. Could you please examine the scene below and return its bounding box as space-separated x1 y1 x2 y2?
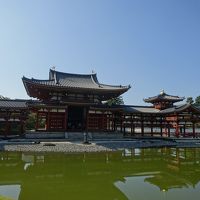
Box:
0 148 200 200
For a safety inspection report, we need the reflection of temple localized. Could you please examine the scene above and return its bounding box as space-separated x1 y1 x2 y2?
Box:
0 148 200 199
121 148 200 190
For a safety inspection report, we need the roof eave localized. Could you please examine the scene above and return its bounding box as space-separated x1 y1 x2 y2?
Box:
22 78 130 93
22 77 31 97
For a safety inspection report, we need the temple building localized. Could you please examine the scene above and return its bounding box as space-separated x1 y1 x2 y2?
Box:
22 69 130 132
144 90 185 110
0 68 200 138
0 99 28 136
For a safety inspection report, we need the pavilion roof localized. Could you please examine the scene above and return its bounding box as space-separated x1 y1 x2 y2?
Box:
144 90 185 103
0 99 28 109
90 103 200 115
22 69 130 93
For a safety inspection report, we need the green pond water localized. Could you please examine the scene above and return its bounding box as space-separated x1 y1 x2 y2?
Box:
0 148 200 200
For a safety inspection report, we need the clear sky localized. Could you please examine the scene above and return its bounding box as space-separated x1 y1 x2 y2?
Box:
0 0 200 105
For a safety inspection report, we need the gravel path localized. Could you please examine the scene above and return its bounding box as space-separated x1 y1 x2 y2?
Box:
2 139 200 153
3 142 113 153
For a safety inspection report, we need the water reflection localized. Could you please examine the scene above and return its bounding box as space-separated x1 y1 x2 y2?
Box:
0 148 200 200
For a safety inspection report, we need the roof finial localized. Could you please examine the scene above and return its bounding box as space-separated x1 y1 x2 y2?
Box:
51 66 56 71
92 69 95 74
160 89 165 95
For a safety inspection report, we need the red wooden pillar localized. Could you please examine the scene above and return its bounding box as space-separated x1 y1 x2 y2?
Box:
183 124 186 137
36 110 39 131
167 127 171 137
132 123 135 136
85 107 89 132
20 120 24 135
46 108 50 131
114 113 116 132
19 111 24 135
151 124 153 136
141 115 144 136
193 122 196 138
112 114 114 131
150 116 153 137
160 116 163 137
108 114 110 131
102 111 105 131
120 115 123 133
175 115 180 138
141 121 144 136
5 117 9 137
5 111 10 137
131 115 133 136
133 115 136 136
64 107 68 131
123 115 126 136
168 123 171 137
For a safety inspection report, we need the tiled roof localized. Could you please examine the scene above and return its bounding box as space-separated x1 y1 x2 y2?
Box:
91 104 200 114
127 104 200 114
0 100 28 109
144 91 184 103
122 106 159 114
0 95 9 100
22 69 130 91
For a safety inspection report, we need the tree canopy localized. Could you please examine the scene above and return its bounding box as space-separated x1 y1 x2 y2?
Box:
105 96 124 106
186 97 194 104
186 96 200 106
194 96 200 106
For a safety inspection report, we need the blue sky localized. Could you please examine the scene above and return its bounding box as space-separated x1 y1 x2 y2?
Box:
0 0 200 105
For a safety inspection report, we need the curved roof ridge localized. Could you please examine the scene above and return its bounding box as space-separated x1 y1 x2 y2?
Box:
100 83 130 89
50 69 97 78
90 73 100 86
144 91 185 103
0 99 27 102
23 76 54 82
175 103 188 109
162 92 184 99
22 69 131 100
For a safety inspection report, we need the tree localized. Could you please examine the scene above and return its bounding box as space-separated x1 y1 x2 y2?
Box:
105 96 124 106
186 97 194 104
25 113 36 130
194 96 200 106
